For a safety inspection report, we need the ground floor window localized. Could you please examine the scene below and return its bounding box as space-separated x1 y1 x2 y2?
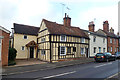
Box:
94 47 96 53
41 50 45 55
111 47 112 52
73 47 76 52
99 47 101 53
60 46 66 55
81 48 84 54
67 47 71 53
103 48 105 53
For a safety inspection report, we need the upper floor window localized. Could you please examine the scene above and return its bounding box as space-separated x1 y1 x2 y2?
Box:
93 36 96 42
110 38 112 43
60 35 66 42
81 38 85 43
24 35 27 39
21 46 25 51
114 39 116 44
41 37 45 42
60 46 66 55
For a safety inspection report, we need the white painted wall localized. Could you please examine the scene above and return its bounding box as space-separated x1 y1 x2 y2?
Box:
89 34 107 57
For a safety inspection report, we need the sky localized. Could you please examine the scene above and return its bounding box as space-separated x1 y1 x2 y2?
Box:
0 0 119 34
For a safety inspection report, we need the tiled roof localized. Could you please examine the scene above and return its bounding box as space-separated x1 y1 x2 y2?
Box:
42 19 89 38
14 23 39 36
102 30 118 38
82 29 107 38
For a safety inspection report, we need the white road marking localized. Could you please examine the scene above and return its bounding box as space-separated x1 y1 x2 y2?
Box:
94 62 112 68
107 72 120 79
42 71 76 79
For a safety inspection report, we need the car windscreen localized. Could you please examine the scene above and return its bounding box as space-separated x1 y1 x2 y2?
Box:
96 53 104 56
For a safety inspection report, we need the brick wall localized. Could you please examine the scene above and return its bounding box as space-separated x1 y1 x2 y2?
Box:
107 37 119 54
0 30 9 66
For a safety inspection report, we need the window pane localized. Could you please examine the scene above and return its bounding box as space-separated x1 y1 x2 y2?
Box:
67 47 71 53
24 35 27 39
73 47 76 52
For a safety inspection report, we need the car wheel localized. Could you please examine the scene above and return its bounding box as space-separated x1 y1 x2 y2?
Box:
114 58 116 61
106 59 109 62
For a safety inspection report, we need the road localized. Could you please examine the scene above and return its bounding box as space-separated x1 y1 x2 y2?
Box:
2 60 120 80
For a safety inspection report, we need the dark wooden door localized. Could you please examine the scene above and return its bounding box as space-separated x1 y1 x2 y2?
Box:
86 48 89 58
30 47 34 58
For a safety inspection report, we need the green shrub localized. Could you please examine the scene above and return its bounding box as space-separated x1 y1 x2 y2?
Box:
8 60 16 66
8 48 17 61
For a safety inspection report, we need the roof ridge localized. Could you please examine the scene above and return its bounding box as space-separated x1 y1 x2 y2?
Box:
14 23 39 28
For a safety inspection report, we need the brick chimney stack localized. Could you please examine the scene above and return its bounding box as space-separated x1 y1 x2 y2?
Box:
63 13 71 27
88 21 95 32
110 27 114 33
103 21 109 32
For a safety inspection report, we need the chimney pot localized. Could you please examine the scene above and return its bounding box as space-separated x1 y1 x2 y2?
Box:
103 20 109 32
63 13 71 27
88 21 95 32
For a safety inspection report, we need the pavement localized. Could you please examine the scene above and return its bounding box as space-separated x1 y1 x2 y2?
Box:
2 57 94 76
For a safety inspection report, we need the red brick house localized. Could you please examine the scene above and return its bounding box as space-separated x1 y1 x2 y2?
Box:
96 21 119 54
0 26 10 66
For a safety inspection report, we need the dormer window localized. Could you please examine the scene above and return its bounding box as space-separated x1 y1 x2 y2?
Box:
60 35 66 41
24 35 27 39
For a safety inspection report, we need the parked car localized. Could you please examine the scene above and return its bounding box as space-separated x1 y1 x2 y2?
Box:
94 52 116 62
115 52 120 59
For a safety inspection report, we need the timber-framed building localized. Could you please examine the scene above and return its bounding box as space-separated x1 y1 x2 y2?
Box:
37 14 89 62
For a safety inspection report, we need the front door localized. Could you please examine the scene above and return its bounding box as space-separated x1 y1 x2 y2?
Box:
30 47 34 58
85 48 89 58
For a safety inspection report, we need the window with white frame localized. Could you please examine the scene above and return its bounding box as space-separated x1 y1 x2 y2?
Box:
60 46 66 55
111 47 112 52
60 35 66 41
21 46 25 51
81 48 84 54
41 50 45 55
99 47 101 53
103 48 105 53
41 37 45 42
24 35 27 39
81 38 85 43
110 38 112 43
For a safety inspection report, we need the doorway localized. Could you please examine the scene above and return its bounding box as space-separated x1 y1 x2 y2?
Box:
85 48 89 58
30 47 34 58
